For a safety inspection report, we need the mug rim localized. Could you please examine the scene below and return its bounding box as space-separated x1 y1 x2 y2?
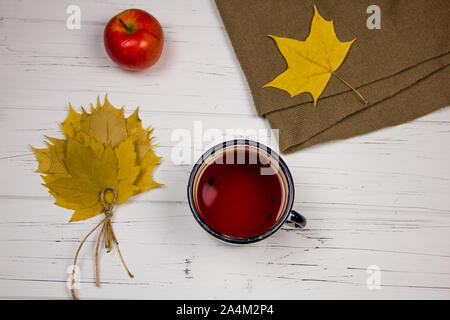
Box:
187 139 295 244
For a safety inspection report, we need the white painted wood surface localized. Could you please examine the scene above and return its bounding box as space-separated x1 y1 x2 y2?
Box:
0 0 449 300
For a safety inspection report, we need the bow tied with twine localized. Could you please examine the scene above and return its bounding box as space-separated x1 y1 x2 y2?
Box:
70 186 134 300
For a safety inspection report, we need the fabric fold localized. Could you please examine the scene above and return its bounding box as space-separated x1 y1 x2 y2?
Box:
267 53 450 151
273 65 449 153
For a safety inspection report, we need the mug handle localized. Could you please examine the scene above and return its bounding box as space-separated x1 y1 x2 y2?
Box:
286 210 307 229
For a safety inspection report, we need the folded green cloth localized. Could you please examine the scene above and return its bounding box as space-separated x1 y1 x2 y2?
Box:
215 0 450 152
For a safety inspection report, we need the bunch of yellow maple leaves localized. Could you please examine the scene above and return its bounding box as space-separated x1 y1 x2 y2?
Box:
32 96 161 222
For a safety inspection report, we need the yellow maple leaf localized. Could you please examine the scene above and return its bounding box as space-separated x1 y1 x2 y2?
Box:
32 96 162 222
32 137 69 176
87 99 128 148
135 148 162 193
31 147 51 173
263 5 367 105
114 136 140 204
125 108 155 164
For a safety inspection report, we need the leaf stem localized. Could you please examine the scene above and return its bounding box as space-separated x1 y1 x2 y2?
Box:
331 72 368 104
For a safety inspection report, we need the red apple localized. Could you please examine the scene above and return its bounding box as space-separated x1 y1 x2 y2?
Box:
104 9 163 71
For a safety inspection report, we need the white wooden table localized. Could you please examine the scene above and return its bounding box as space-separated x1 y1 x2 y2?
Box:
0 0 449 300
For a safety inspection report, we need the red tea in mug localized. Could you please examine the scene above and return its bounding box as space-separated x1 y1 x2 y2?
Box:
193 146 287 239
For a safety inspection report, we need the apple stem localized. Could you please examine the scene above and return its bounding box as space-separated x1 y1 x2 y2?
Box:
118 18 132 33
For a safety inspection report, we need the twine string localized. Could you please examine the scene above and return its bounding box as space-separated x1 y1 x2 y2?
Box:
70 186 134 300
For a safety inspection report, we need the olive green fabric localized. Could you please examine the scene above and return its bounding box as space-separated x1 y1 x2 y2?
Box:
215 0 450 152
